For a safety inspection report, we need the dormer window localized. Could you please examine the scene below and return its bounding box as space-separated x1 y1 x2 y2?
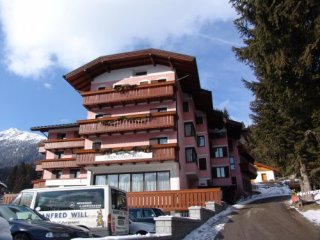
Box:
135 71 147 76
92 141 102 150
57 133 66 139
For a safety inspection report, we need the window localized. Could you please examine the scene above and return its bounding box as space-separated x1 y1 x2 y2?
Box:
95 113 110 119
183 102 189 112
185 148 197 163
198 158 207 170
197 135 205 147
150 107 167 113
98 86 106 90
184 122 195 137
212 147 228 158
157 78 167 83
135 71 147 76
150 137 168 144
57 133 66 139
232 177 237 185
131 174 144 192
157 172 170 190
230 156 235 170
92 141 102 150
94 172 170 192
35 189 104 211
140 81 149 85
212 166 229 178
70 169 81 178
145 173 157 191
228 139 234 152
196 116 203 124
52 170 62 179
55 151 64 159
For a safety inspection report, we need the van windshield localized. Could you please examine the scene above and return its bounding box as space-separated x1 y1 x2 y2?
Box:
35 189 104 211
111 189 127 211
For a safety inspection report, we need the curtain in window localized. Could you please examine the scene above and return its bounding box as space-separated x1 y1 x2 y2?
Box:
95 175 107 185
108 174 119 188
145 173 156 191
119 174 131 192
157 172 169 190
132 174 144 192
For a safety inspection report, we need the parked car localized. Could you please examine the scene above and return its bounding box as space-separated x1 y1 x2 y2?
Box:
129 214 155 235
129 208 165 223
0 204 90 240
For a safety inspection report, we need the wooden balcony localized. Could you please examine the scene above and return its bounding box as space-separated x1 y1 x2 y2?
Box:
78 111 176 136
128 188 221 212
81 82 175 108
75 144 177 165
240 162 258 179
44 138 85 150
32 179 46 188
40 158 78 169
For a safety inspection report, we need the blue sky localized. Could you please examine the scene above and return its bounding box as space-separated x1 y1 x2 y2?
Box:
0 0 255 132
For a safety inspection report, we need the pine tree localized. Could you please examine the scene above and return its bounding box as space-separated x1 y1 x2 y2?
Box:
231 0 320 198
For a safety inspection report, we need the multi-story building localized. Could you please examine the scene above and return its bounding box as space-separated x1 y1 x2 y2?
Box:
31 49 256 202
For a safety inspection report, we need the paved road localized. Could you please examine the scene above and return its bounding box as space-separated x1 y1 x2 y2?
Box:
215 196 320 240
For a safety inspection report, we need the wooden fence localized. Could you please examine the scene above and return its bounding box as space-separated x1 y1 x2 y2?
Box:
127 188 221 212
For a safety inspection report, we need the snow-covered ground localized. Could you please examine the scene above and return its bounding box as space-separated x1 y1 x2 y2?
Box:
73 183 320 240
299 210 320 226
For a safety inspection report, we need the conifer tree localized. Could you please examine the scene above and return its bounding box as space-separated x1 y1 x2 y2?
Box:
231 0 320 197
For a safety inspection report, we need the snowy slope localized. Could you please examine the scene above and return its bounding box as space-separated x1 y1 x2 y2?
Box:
0 128 45 168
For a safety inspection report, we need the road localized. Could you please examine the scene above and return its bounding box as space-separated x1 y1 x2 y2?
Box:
215 196 320 240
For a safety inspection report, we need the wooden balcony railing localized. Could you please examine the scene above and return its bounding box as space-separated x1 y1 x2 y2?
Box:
32 179 46 188
44 138 85 150
75 144 177 165
240 162 258 179
78 111 176 135
81 82 175 108
128 188 221 212
35 162 43 171
40 158 78 169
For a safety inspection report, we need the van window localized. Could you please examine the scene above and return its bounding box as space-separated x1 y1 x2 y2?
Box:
35 189 104 211
20 192 34 207
111 189 127 211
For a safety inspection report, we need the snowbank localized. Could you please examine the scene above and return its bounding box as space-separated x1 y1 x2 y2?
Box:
299 210 320 226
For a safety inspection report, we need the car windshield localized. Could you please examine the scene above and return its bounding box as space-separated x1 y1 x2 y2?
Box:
0 205 44 221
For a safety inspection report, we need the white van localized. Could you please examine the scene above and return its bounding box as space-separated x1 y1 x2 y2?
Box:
11 185 129 237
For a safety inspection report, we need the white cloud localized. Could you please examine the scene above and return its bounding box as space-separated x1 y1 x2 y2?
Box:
43 82 52 89
0 0 236 77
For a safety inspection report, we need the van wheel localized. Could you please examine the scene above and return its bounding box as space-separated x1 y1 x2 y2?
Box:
14 233 30 240
137 231 148 235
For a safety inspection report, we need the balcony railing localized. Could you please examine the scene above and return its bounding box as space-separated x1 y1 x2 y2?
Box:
240 162 258 179
75 144 177 165
81 82 175 108
44 138 85 150
128 188 221 212
40 158 78 169
78 111 176 135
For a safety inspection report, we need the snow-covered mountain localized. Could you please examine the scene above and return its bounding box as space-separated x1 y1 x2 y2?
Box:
0 128 45 168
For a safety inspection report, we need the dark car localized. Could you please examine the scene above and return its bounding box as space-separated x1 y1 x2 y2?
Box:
129 208 165 223
0 204 90 240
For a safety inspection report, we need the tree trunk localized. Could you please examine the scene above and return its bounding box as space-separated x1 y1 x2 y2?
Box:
299 160 314 201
